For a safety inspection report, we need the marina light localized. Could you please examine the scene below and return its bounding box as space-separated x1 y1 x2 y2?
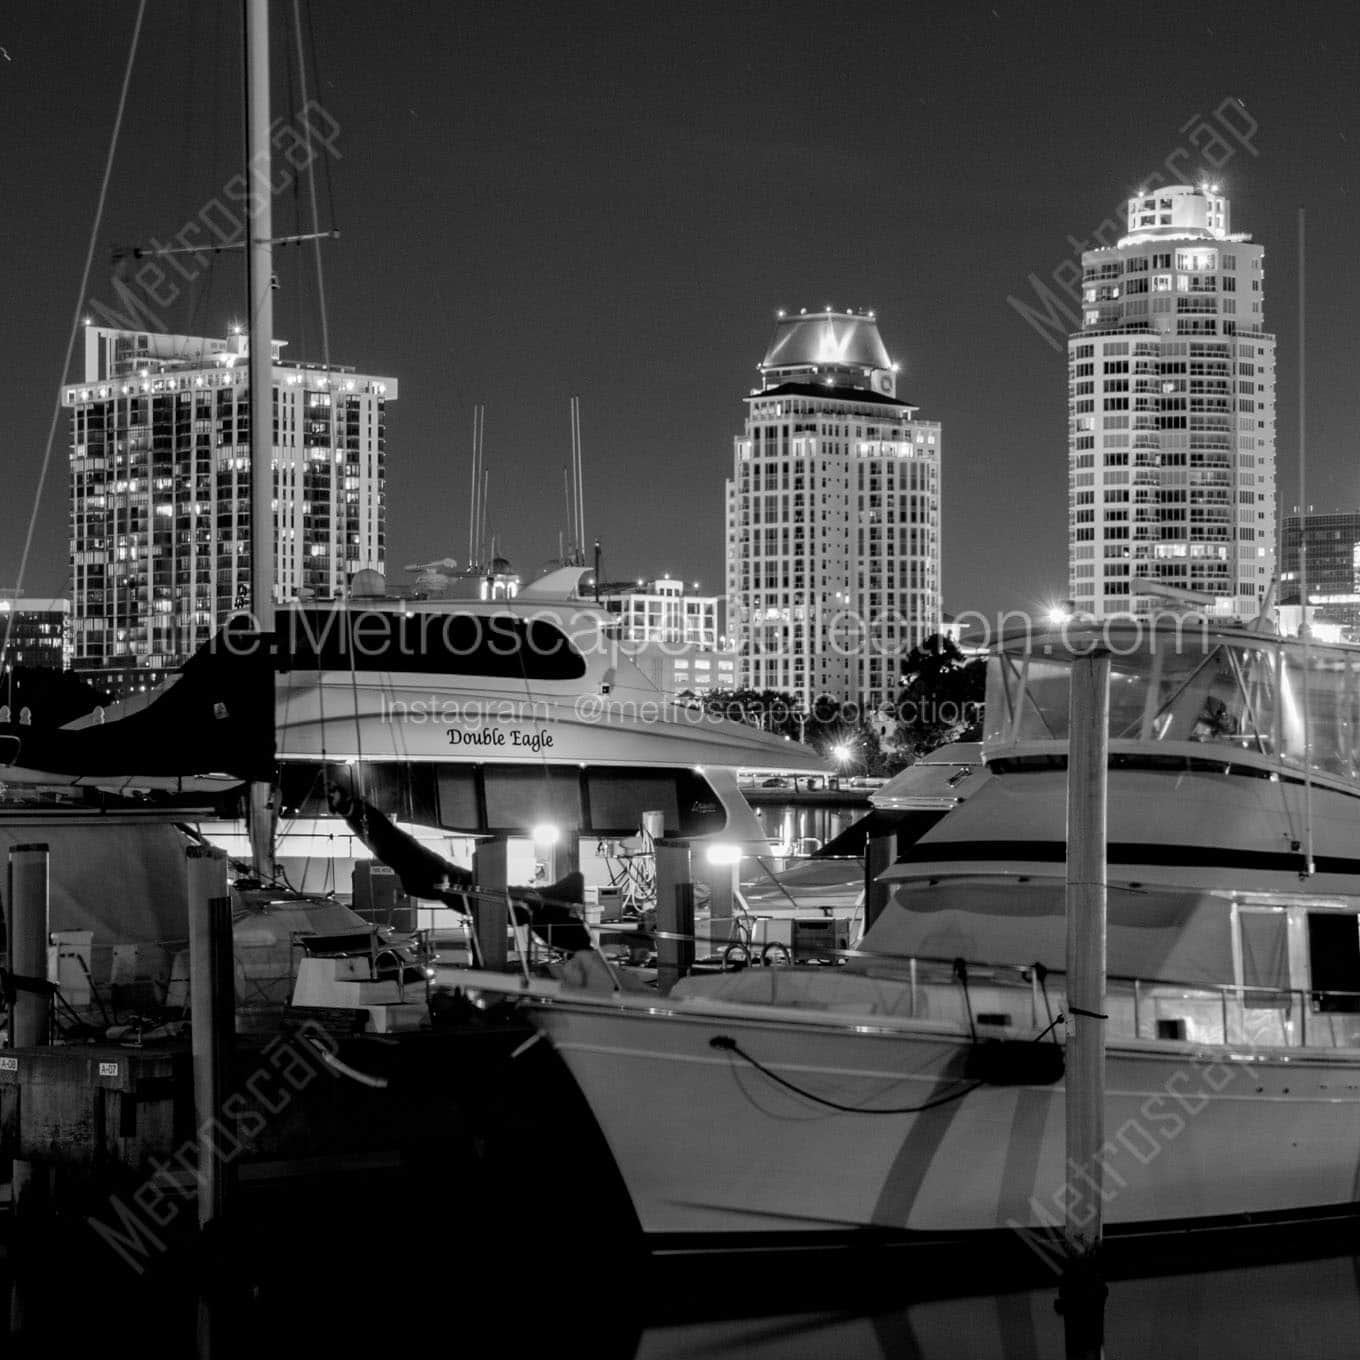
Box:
832 743 853 763
706 843 742 866
1046 602 1074 625
531 822 560 847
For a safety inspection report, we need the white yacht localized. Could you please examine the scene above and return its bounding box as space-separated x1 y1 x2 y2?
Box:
0 572 827 893
459 617 1360 1249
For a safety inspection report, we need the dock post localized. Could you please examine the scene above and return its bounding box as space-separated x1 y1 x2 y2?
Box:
655 839 694 995
187 844 236 1229
8 843 51 1222
704 851 739 954
1060 647 1110 1352
864 831 895 931
8 843 51 1049
472 838 509 972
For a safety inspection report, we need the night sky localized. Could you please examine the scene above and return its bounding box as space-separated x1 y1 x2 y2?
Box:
2 0 1358 620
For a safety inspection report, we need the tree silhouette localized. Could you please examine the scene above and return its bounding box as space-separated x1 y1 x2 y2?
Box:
892 635 985 758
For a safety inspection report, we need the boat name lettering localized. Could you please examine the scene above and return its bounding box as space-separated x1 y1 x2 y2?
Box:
446 726 554 752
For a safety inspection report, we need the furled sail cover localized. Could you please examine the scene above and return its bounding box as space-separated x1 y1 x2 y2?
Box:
0 623 273 784
853 877 1240 988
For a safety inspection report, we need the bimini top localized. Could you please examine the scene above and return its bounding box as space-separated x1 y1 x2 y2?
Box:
761 310 892 374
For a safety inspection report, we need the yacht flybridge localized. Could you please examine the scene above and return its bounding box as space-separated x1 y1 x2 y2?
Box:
0 572 827 888
457 616 1360 1247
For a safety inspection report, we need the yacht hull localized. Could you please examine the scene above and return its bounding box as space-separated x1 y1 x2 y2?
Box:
523 993 1360 1243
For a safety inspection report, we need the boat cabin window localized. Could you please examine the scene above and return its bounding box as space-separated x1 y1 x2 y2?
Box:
278 761 727 838
434 768 479 830
1236 907 1289 999
277 608 587 681
987 633 1360 781
1307 912 1360 1013
587 772 679 833
484 768 582 832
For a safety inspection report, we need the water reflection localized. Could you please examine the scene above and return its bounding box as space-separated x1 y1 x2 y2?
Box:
635 1254 1360 1359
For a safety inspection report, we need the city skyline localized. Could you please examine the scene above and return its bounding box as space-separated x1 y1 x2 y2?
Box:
2 2 1359 622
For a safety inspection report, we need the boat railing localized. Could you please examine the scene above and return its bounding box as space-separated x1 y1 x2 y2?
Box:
844 951 1360 1051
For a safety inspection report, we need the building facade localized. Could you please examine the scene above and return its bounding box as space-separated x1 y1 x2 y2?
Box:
65 326 395 695
1067 184 1276 618
598 576 735 696
726 309 941 709
1280 509 1360 635
599 576 721 647
0 595 72 671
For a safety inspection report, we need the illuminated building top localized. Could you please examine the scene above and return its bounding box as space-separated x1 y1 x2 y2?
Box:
759 308 899 398
1116 183 1250 248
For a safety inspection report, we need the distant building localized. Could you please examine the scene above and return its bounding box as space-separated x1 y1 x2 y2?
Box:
64 325 396 696
1067 183 1276 618
598 576 720 646
0 595 71 671
726 308 942 708
597 576 735 697
1280 508 1360 633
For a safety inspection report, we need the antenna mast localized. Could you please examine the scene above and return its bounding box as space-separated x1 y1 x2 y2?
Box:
480 468 490 569
468 404 483 567
572 394 586 557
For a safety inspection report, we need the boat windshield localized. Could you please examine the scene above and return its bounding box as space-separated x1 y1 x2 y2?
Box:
985 628 1360 781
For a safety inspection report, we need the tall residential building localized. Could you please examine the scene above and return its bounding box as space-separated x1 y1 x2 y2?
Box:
1067 184 1276 617
64 326 396 696
0 595 72 671
1280 508 1360 634
726 309 941 710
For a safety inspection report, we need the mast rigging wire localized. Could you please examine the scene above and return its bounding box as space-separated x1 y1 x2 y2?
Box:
1 1 148 670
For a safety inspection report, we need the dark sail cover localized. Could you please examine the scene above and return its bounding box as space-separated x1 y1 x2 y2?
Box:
0 624 274 784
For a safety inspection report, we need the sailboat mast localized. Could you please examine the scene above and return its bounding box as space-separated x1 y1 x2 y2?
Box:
245 0 276 881
246 0 275 636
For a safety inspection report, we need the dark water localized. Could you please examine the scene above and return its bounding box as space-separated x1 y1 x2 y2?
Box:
635 1256 1360 1358
8 1230 1360 1358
